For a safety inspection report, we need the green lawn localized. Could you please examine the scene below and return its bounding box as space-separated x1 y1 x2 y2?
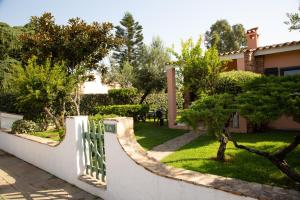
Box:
32 130 62 141
162 131 300 190
134 121 187 150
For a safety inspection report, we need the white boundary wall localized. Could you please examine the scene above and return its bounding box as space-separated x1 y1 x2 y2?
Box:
0 112 23 129
0 116 255 200
0 116 108 199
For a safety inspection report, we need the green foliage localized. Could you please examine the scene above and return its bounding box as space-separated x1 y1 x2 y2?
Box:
80 94 111 115
4 57 75 124
285 12 300 31
237 75 300 127
0 93 19 114
108 88 138 105
20 12 119 73
95 104 149 119
172 36 226 95
143 92 184 111
216 71 261 95
105 61 134 88
181 93 234 137
11 119 38 134
88 114 118 123
132 37 170 103
113 12 144 68
205 20 246 53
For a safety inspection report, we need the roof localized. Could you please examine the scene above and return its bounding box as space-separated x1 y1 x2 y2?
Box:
220 40 300 56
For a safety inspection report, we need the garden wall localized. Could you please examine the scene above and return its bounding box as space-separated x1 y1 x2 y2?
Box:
0 112 23 129
0 115 298 200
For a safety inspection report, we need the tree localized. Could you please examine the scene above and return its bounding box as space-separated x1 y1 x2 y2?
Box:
113 12 144 69
4 57 75 130
105 61 134 88
285 12 300 31
181 93 235 161
171 36 227 97
182 74 300 182
133 37 170 103
205 20 246 53
19 12 120 114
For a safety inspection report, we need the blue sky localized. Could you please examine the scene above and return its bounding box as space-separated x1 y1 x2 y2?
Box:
0 0 299 51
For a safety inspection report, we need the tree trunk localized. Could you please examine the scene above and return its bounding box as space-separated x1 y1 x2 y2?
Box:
44 107 61 130
225 128 300 183
140 91 150 104
216 134 228 162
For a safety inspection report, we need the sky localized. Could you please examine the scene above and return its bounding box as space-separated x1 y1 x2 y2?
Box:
0 0 299 51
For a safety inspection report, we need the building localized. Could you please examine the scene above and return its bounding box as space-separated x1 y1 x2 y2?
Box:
80 71 119 94
167 28 300 132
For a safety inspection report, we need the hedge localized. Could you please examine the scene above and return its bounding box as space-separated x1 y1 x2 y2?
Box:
0 93 19 114
80 94 111 115
216 71 261 95
95 104 149 120
108 88 138 105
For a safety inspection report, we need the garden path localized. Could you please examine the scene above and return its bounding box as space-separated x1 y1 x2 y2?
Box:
0 150 101 200
147 131 203 161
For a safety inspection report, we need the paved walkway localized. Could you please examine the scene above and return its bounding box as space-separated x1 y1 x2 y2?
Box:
147 131 202 161
0 150 101 200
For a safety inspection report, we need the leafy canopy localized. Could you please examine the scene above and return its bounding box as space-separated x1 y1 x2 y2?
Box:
205 20 246 53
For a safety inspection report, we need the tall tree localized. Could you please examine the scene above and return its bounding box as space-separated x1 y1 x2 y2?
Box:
19 12 120 114
133 37 170 103
205 20 246 53
113 12 144 69
285 12 300 31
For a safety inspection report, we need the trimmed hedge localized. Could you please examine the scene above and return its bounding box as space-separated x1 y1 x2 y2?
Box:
80 94 111 115
108 88 138 105
95 104 149 120
216 71 261 95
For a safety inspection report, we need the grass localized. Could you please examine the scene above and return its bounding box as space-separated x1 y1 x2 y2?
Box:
134 120 187 150
31 130 62 141
162 131 300 190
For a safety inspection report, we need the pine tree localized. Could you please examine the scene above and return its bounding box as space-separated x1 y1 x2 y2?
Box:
113 12 144 68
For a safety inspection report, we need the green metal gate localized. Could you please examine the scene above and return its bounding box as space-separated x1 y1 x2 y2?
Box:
82 121 106 182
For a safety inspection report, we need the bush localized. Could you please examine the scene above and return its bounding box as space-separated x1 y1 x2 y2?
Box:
80 94 111 115
88 114 118 123
216 71 261 95
0 93 19 114
95 104 149 120
11 119 38 134
142 92 184 111
108 88 138 105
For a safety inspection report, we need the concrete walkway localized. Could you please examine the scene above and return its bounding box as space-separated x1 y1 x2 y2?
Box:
0 150 101 200
147 131 202 161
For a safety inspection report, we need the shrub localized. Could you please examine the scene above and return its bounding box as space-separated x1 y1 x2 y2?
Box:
108 88 138 105
95 104 149 120
0 93 19 114
142 92 184 111
216 71 261 95
11 119 38 134
88 114 118 123
80 94 111 115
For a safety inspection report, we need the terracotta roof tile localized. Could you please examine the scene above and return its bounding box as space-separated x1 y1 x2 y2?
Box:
220 40 300 56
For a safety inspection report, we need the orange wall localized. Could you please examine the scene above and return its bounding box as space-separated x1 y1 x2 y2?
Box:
264 50 300 69
268 115 300 131
237 58 245 71
229 115 248 133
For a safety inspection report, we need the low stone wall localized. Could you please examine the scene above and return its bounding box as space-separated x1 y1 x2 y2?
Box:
0 112 23 129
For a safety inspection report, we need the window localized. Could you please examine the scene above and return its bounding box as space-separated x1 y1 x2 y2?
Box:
232 112 239 128
264 68 278 76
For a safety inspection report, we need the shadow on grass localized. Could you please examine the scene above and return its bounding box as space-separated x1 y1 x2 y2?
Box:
162 133 300 190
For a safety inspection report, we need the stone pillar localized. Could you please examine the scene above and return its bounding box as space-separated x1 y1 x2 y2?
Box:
167 67 176 128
